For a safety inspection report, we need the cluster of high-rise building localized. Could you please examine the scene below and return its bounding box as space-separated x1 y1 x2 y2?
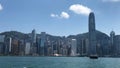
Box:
0 30 78 56
0 12 120 57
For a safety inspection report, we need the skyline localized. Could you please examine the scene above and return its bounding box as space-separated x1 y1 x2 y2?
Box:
0 12 119 57
0 0 120 36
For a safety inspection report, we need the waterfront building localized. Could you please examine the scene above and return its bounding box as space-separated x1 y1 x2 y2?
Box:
81 39 88 56
114 35 120 56
18 40 25 56
62 48 68 56
25 42 31 55
31 29 36 43
70 39 77 56
30 29 37 55
40 32 46 56
96 43 102 56
88 12 97 57
110 31 115 56
11 39 19 55
0 35 5 55
40 32 46 47
81 38 89 56
78 38 89 56
4 37 12 55
85 39 89 56
9 37 12 53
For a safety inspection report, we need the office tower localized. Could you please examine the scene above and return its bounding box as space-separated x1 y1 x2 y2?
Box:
114 35 120 56
81 39 89 56
85 39 89 56
18 40 25 56
9 37 12 53
4 37 12 55
30 29 37 55
31 29 36 43
11 39 19 55
110 31 115 46
40 32 46 56
0 35 5 55
36 37 41 55
96 43 101 56
113 31 120 56
88 12 97 57
70 39 77 56
41 32 46 47
25 42 31 55
110 31 115 56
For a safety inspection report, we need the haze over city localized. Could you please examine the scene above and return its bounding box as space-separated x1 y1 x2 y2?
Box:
0 0 120 36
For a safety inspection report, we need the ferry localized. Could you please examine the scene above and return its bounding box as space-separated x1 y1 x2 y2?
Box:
89 55 98 59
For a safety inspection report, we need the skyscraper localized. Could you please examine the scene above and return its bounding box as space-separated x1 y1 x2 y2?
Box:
0 35 5 55
88 12 97 58
40 32 46 56
110 31 115 56
25 42 31 55
9 37 12 53
114 35 120 56
30 29 37 55
5 37 12 55
70 39 77 56
31 29 36 43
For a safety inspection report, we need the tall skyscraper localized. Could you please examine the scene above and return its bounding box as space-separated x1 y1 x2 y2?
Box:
110 31 115 56
5 37 12 55
0 35 5 55
25 42 31 55
9 37 12 53
110 31 115 44
41 32 46 47
40 32 46 56
30 29 37 55
31 29 36 43
88 12 97 58
81 39 89 56
11 39 19 55
114 35 120 56
70 39 77 56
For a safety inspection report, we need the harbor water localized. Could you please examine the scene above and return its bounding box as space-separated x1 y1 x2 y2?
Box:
0 56 120 68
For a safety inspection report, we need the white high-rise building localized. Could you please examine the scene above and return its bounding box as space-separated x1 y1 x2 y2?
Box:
9 37 12 53
25 42 31 55
71 39 77 56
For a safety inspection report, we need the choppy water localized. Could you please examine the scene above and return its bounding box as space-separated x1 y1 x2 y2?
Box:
0 56 120 68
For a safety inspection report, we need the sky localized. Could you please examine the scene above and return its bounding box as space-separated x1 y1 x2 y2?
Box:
0 0 120 36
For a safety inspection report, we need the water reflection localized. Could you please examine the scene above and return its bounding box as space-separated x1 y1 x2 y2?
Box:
85 58 105 68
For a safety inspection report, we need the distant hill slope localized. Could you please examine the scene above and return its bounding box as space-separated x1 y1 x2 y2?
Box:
0 30 110 45
68 30 110 46
0 31 29 40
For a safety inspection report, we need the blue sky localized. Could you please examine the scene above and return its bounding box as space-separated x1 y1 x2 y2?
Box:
0 0 120 36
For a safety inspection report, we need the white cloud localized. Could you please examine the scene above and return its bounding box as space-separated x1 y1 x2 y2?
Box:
60 12 70 19
50 12 70 19
69 4 92 16
102 0 120 2
0 4 3 11
50 14 59 18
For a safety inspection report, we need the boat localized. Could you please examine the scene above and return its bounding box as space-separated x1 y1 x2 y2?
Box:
89 55 98 59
